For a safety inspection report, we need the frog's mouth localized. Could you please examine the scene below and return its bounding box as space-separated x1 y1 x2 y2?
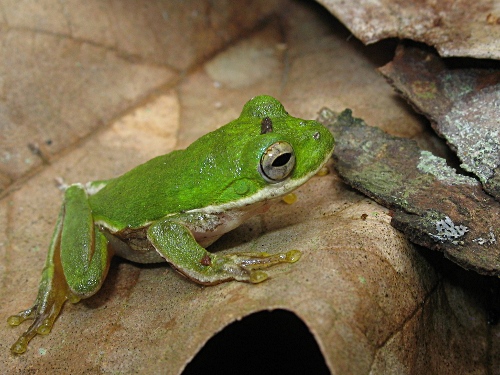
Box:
191 145 334 215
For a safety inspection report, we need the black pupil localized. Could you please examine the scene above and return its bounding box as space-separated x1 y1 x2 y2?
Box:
272 153 292 167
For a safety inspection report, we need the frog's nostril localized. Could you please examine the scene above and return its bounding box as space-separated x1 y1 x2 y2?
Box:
313 132 321 140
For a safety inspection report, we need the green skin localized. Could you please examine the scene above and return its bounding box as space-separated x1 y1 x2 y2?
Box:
8 95 335 354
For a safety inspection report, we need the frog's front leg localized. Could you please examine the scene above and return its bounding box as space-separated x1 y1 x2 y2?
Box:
147 216 301 284
8 185 111 354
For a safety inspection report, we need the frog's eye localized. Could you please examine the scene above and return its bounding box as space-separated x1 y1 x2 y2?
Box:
259 141 295 183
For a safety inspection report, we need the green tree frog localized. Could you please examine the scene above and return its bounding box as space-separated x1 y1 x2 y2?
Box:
8 95 335 354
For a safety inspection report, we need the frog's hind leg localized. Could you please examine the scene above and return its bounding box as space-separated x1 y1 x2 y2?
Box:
7 204 73 354
58 185 111 298
7 185 111 354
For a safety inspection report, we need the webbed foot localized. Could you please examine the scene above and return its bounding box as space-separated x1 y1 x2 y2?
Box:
7 280 74 354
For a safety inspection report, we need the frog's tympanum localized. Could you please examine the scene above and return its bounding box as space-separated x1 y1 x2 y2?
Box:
8 95 335 354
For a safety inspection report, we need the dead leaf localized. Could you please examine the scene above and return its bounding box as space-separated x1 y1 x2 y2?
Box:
1 1 498 374
316 0 500 59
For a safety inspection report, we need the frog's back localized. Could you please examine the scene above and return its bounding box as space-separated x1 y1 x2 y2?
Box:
88 123 252 231
88 148 221 231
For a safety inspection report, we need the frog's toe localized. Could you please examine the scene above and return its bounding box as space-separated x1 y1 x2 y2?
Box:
9 310 57 354
7 307 36 327
9 317 42 354
9 317 53 354
248 270 268 283
37 320 53 335
284 250 302 263
214 249 302 283
8 289 69 354
225 249 302 270
11 336 30 354
7 314 25 327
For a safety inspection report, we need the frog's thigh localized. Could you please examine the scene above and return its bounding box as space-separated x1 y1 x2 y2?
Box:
60 185 111 297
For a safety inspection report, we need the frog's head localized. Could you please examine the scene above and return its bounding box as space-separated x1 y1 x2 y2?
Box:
204 95 335 209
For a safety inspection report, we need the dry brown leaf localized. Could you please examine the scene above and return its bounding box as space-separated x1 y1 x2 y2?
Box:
0 0 282 188
316 0 500 59
1 1 498 374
